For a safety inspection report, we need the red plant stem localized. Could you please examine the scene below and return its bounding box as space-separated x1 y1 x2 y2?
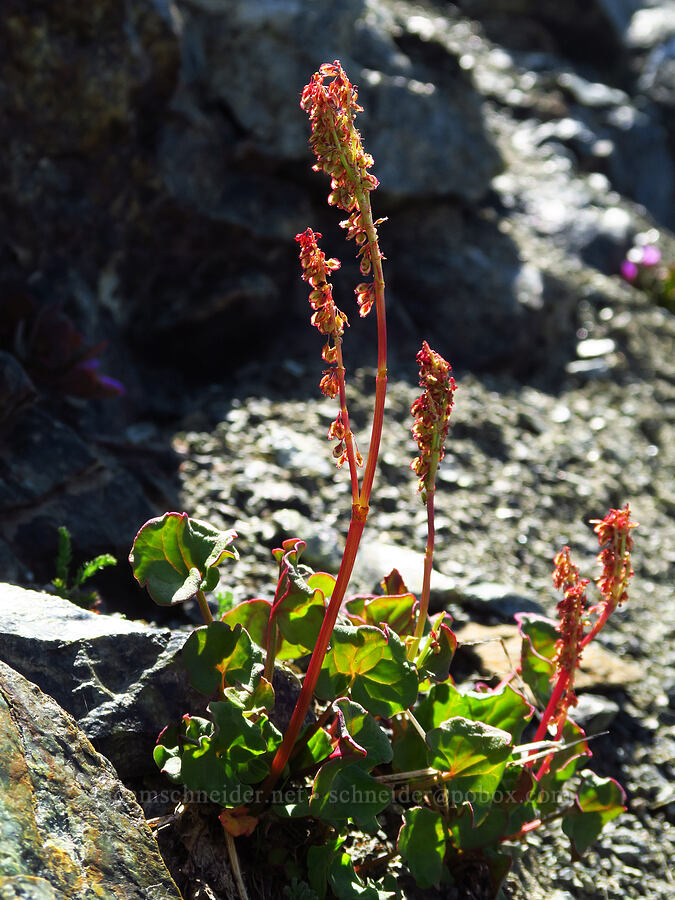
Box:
260 516 365 797
356 194 387 513
527 669 569 768
501 804 575 843
409 487 436 658
261 192 387 799
409 429 443 657
334 335 360 504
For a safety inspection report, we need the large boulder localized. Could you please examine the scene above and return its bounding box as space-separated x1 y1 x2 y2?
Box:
0 0 500 365
0 658 182 898
0 584 201 778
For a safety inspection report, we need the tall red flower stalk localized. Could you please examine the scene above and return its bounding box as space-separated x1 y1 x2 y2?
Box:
409 342 457 658
263 61 388 795
530 505 637 779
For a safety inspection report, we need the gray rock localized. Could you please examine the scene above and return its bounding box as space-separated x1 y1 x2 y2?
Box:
452 581 544 620
179 0 500 203
626 5 675 50
0 584 202 778
457 0 639 58
0 352 37 426
572 692 621 733
0 659 182 898
0 407 156 583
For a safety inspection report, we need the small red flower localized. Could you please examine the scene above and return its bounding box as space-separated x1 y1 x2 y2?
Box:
410 342 457 493
301 61 382 315
296 228 349 401
589 504 637 616
550 546 589 724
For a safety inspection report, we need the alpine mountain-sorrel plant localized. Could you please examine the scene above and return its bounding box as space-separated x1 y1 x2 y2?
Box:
129 62 633 899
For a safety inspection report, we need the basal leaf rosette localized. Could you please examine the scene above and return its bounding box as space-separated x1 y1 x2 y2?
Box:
315 624 418 717
130 512 238 605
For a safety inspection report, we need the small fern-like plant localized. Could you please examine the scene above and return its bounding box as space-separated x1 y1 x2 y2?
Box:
51 525 117 610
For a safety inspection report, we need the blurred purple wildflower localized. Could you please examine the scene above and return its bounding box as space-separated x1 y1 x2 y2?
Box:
620 259 638 281
641 245 661 266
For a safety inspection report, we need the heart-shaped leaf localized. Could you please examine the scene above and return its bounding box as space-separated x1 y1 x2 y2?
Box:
130 512 238 606
427 717 513 823
397 807 446 889
315 625 418 717
183 621 263 696
562 770 626 859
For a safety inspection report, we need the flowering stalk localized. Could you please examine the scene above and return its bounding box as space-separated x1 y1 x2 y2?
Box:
409 342 457 659
530 505 637 779
296 227 361 502
262 62 387 795
528 548 588 773
581 505 636 649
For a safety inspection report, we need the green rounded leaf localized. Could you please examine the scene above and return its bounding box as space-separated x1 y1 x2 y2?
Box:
129 512 238 606
398 807 446 889
427 717 513 823
562 770 625 859
174 702 281 805
290 726 334 773
221 598 272 649
183 621 263 696
515 613 558 707
417 682 534 744
335 698 393 769
416 614 457 682
315 625 418 717
310 760 392 830
307 572 336 604
344 593 416 637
